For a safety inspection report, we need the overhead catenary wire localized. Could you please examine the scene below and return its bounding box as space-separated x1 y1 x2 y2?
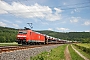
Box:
1 5 90 14
51 1 90 8
1 0 90 7
61 5 90 10
0 0 90 15
20 0 90 10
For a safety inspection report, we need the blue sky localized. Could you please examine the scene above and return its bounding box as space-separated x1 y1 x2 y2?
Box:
0 0 90 32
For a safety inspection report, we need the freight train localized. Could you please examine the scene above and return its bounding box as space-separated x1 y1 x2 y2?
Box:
16 28 68 45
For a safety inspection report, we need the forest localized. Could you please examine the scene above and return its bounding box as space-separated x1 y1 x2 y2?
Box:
0 26 90 43
0 26 18 43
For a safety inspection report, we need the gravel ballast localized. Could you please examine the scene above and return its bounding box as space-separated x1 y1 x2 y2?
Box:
0 44 62 60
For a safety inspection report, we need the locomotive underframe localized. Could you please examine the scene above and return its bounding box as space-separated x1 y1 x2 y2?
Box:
17 39 47 45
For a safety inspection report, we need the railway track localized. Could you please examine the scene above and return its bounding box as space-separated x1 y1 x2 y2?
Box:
0 44 56 53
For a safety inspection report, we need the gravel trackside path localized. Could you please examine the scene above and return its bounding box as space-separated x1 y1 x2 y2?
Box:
71 45 89 60
64 45 71 60
0 44 62 60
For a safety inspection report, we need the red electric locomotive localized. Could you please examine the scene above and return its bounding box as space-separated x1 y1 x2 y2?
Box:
16 25 68 45
16 28 47 45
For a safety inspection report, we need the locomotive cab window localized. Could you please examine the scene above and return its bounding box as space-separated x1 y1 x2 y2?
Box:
18 31 27 34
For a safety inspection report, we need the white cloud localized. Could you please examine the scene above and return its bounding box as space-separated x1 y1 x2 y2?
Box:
54 8 62 14
70 19 78 23
12 24 19 28
61 21 66 23
71 11 74 14
56 27 69 32
70 17 80 23
0 21 7 27
41 22 48 25
71 9 80 14
0 1 11 14
48 28 53 31
46 14 61 21
2 19 12 23
0 20 19 28
0 9 8 14
15 20 22 23
74 9 80 12
85 30 90 32
0 1 62 21
63 2 66 5
83 21 90 26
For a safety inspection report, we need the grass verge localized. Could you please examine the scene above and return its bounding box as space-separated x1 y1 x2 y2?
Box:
73 44 90 59
0 42 18 46
68 44 84 60
30 44 67 60
76 43 90 48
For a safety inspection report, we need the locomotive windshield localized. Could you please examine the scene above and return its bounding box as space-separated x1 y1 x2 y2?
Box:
18 31 27 34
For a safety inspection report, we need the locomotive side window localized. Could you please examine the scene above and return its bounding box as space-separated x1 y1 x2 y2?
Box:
30 32 32 35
